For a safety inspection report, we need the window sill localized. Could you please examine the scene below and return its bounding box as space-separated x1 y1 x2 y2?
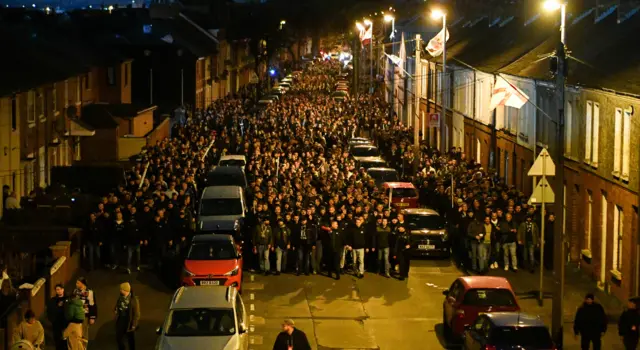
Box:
610 269 622 281
28 122 36 128
39 116 46 123
581 249 592 259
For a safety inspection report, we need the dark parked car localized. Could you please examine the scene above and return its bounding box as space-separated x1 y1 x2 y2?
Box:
403 208 450 257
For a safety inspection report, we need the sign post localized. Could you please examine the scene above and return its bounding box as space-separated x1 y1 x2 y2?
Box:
428 113 440 128
528 148 556 306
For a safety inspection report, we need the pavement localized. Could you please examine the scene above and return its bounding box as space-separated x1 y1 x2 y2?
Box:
41 259 626 350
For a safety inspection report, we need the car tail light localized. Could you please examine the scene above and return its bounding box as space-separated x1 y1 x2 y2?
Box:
484 345 497 350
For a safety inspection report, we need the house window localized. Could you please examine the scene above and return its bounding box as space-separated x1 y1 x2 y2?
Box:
584 100 599 167
613 108 623 177
52 87 57 112
64 80 69 108
565 101 572 155
76 77 81 103
107 67 116 86
11 97 17 130
124 63 129 86
27 90 35 124
622 109 631 180
504 152 510 185
586 191 593 250
421 65 427 99
476 138 481 163
39 91 45 120
613 205 623 273
85 72 92 90
563 185 567 238
505 107 518 134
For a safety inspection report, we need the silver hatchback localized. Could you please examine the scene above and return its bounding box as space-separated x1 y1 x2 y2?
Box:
156 286 249 350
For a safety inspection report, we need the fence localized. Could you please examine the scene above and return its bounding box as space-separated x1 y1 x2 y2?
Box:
0 228 83 349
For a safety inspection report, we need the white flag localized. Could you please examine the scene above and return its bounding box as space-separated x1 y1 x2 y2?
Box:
489 76 530 111
426 28 450 57
398 32 406 77
361 25 372 45
386 53 401 66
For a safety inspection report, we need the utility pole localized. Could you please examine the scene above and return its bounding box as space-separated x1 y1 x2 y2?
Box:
552 31 567 350
414 34 421 173
439 14 447 152
353 34 359 94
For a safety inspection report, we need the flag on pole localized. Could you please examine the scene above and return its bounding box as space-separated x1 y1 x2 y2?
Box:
361 24 372 45
489 75 530 111
426 27 450 57
398 32 406 77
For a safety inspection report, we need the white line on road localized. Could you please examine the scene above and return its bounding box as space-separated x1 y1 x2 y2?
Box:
250 293 255 300
251 274 255 282
250 304 255 311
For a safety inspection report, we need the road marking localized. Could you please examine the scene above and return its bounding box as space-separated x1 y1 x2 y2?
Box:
250 304 255 311
251 275 255 282
250 293 255 300
250 325 255 332
249 335 263 345
243 282 265 291
250 315 255 322
249 316 265 325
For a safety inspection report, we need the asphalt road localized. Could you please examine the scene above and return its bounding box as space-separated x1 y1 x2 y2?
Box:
48 258 626 350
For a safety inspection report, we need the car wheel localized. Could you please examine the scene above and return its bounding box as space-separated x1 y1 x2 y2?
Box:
442 310 452 341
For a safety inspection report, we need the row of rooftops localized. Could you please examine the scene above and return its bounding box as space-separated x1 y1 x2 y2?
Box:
398 2 640 96
0 7 223 97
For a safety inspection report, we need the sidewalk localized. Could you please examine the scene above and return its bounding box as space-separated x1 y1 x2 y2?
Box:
481 263 625 349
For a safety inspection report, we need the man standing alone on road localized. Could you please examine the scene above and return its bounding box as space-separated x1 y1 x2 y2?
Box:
114 282 140 350
272 319 311 350
253 218 273 275
619 298 640 350
574 293 607 350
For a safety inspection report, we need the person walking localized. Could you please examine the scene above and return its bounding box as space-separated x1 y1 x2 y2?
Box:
619 298 640 350
64 294 86 349
72 277 97 342
376 217 391 278
252 218 273 275
293 217 315 276
501 213 518 272
47 284 69 350
273 219 291 275
517 215 539 273
124 214 141 274
114 282 140 350
272 319 311 350
347 216 367 278
12 309 45 348
574 293 607 350
324 220 345 280
394 225 411 281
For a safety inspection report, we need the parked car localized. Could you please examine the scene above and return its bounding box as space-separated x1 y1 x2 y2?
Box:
403 208 450 257
198 185 246 235
350 144 380 161
443 276 520 341
355 156 386 170
218 155 247 171
155 286 249 350
366 167 399 187
462 312 556 350
348 137 372 148
206 167 248 189
383 182 419 209
181 234 244 291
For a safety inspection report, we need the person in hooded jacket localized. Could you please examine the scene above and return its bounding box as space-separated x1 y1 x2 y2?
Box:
376 217 391 277
394 225 411 281
619 298 640 350
574 293 607 350
292 217 316 275
273 219 291 275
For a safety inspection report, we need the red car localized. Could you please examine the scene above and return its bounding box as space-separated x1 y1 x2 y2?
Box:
383 182 419 209
442 276 520 341
181 234 244 292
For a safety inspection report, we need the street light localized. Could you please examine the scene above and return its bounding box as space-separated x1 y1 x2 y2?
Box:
543 0 567 347
279 20 286 30
383 14 395 39
355 22 364 31
431 8 447 152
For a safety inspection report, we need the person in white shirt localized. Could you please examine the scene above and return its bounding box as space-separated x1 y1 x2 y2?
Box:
4 192 20 210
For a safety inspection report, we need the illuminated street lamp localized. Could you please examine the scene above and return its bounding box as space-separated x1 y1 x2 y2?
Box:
383 14 395 39
279 20 286 30
544 0 566 44
355 22 364 31
431 8 447 152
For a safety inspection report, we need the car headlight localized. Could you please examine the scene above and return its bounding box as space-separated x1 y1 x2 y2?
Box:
224 266 240 276
182 267 195 277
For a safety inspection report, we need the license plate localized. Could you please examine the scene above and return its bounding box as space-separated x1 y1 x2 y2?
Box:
200 280 220 286
418 244 435 250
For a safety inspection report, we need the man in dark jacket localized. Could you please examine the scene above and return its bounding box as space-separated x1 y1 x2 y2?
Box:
114 282 140 350
619 298 640 350
394 225 411 281
292 217 316 275
84 213 103 271
124 215 141 274
347 216 368 278
272 319 311 350
376 218 391 277
47 284 69 350
252 218 273 275
501 213 518 271
273 219 291 275
574 293 607 350
324 220 345 280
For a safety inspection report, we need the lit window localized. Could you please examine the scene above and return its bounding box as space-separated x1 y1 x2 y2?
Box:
613 205 623 273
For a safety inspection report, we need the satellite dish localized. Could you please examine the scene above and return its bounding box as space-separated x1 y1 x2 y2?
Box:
66 105 77 119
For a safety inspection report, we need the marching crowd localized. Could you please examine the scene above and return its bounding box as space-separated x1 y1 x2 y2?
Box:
8 58 639 350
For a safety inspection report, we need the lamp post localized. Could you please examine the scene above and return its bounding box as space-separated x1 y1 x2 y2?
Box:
279 20 286 30
431 9 447 152
544 0 566 347
364 19 373 94
383 14 395 39
384 14 395 117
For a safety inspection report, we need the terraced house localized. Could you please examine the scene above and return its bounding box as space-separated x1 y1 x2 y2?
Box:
387 0 640 300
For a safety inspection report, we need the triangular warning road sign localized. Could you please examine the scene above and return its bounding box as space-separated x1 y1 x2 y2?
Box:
528 148 556 177
529 177 555 204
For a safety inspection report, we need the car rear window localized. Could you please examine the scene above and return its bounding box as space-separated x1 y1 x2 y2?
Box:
490 326 553 348
367 169 399 183
351 147 379 157
406 214 445 230
187 242 236 260
391 188 418 198
219 159 246 167
462 289 517 307
165 308 235 336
